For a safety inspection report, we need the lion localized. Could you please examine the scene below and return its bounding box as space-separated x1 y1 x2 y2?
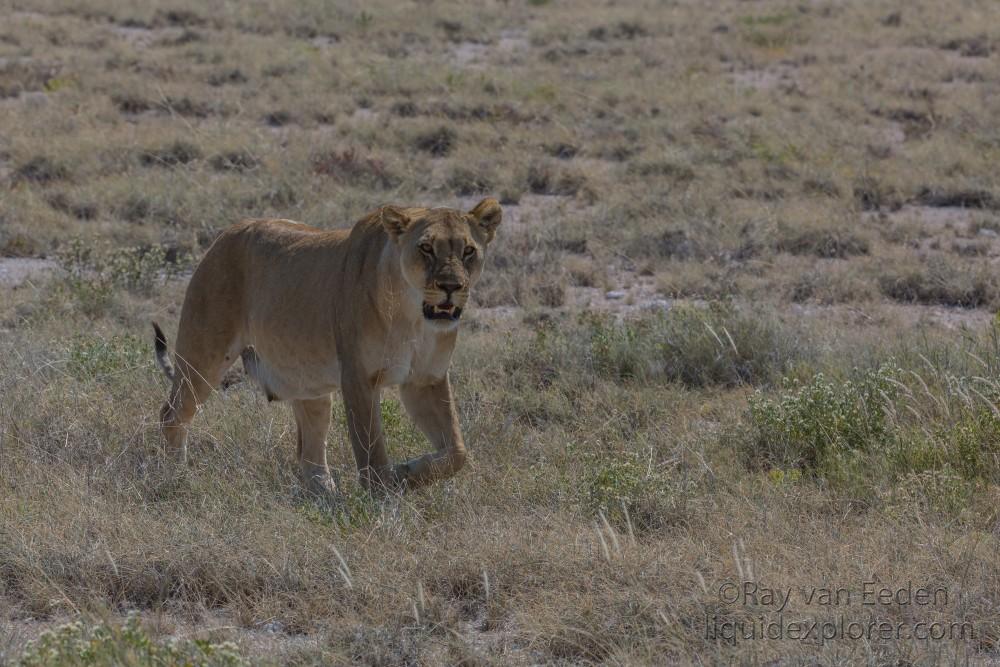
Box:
151 197 502 495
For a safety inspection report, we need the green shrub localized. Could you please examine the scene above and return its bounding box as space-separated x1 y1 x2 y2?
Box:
586 455 648 516
446 166 493 195
311 148 398 189
744 354 1000 499
583 311 649 381
945 410 1000 479
209 150 259 172
14 156 71 184
506 304 806 388
17 616 247 667
107 246 170 291
57 239 190 295
61 278 116 318
50 240 190 317
626 160 695 183
744 364 901 475
774 225 869 258
523 162 587 196
649 304 801 387
585 303 803 387
413 126 456 157
879 257 997 308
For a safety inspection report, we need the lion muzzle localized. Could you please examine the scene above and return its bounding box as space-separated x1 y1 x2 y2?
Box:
422 301 463 321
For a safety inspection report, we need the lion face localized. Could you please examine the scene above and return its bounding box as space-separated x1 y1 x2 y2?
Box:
382 198 502 330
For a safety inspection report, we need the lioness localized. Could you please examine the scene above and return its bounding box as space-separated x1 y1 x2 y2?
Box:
152 197 501 495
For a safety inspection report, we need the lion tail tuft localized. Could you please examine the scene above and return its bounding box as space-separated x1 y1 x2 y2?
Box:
152 321 176 382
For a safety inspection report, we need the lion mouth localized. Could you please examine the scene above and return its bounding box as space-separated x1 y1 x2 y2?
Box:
423 302 463 321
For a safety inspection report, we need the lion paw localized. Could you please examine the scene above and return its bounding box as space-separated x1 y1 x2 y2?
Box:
303 472 339 502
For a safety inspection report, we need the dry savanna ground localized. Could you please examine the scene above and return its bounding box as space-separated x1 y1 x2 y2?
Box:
2 0 1000 664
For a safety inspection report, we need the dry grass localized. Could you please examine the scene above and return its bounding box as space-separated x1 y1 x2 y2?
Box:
2 0 1000 664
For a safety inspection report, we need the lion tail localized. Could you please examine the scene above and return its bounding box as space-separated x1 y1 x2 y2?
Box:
152 322 176 382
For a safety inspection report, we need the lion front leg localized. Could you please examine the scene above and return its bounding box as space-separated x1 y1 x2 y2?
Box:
290 396 338 499
341 373 396 492
396 376 467 490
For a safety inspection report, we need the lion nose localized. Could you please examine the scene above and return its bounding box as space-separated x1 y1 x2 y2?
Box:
437 281 463 299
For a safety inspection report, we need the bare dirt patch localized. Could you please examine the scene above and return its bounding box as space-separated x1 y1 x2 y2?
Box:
790 300 993 332
0 257 59 289
108 25 188 48
567 268 670 315
450 30 529 68
456 193 580 234
729 63 802 92
869 204 981 231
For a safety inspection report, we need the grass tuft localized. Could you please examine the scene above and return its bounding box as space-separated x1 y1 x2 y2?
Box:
139 142 202 168
879 257 997 308
14 157 70 184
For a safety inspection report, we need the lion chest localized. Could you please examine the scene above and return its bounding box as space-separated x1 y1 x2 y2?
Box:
370 326 453 388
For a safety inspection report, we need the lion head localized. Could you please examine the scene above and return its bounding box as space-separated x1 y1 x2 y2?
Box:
381 197 502 329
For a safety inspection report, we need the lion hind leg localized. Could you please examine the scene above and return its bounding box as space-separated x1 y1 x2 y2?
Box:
160 382 196 464
159 333 240 464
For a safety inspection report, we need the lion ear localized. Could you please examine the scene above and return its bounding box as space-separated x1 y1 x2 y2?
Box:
469 197 502 243
379 205 411 239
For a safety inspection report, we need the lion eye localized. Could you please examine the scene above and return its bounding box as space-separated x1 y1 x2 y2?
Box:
419 243 434 255
463 246 476 259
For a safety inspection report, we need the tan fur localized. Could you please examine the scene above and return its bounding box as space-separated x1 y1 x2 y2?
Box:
153 198 502 495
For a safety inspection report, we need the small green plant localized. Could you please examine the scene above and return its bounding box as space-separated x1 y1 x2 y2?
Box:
298 486 384 532
892 467 976 516
766 468 802 485
66 334 147 381
587 455 646 515
43 76 75 92
355 11 374 32
380 397 424 456
738 11 800 49
61 278 116 318
585 452 669 530
51 240 189 317
331 397 423 461
17 616 247 667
